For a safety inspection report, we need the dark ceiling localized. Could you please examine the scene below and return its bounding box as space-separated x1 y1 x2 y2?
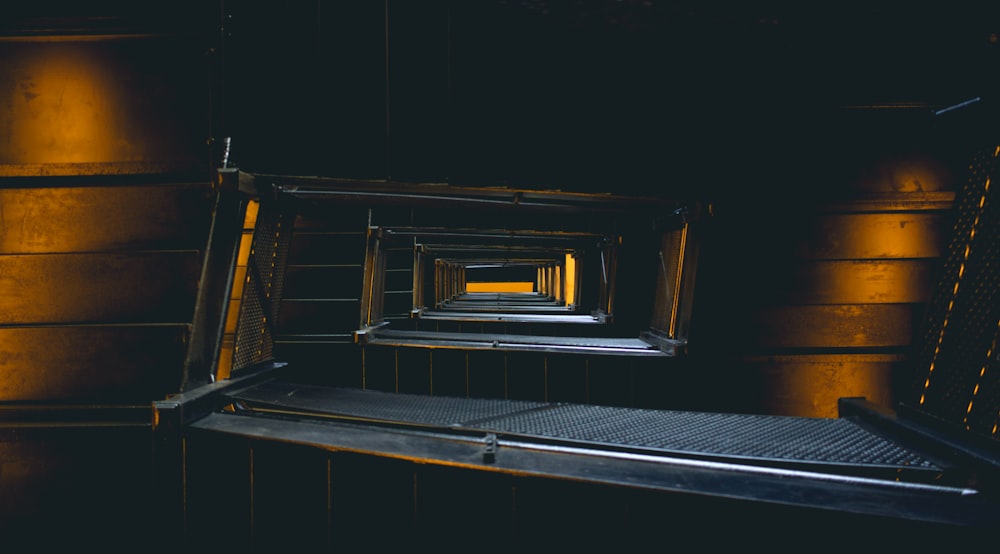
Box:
4 1 998 197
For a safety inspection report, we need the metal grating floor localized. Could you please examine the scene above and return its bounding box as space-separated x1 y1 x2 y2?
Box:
229 381 943 475
374 329 660 349
485 404 937 469
231 379 550 427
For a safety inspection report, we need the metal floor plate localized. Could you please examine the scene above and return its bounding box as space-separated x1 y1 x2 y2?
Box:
228 381 944 476
375 329 659 349
230 379 551 427
484 403 938 469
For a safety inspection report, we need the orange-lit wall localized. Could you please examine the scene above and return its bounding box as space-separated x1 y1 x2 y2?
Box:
694 150 958 417
0 37 208 177
0 14 216 547
465 281 535 293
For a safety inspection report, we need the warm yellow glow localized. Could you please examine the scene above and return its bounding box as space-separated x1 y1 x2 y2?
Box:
217 199 261 381
759 356 897 418
964 323 999 424
554 265 562 302
244 199 260 228
564 254 576 306
466 281 534 293
4 43 123 165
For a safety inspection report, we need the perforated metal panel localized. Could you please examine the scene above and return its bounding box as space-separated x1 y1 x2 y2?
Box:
485 404 938 469
907 145 1000 441
232 380 548 426
232 200 294 372
231 382 942 475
